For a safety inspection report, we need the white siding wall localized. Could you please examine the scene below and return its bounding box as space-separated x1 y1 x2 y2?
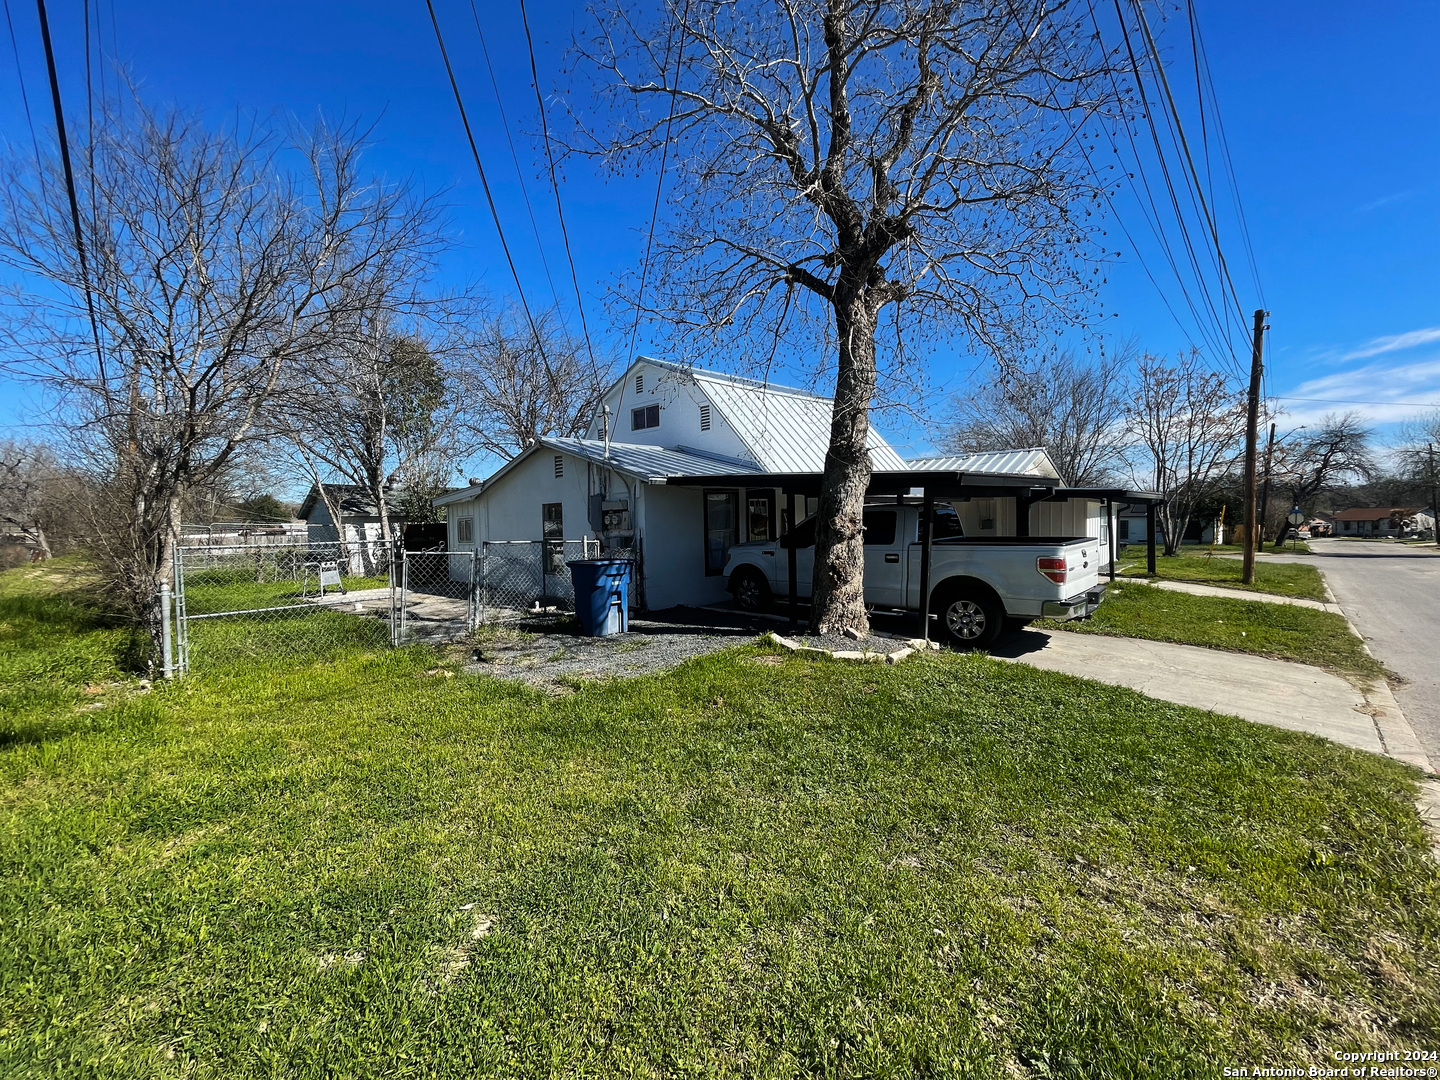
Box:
635 485 730 610
462 450 595 544
587 362 756 464
1028 498 1106 540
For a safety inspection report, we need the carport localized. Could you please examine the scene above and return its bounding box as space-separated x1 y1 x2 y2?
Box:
658 469 1163 641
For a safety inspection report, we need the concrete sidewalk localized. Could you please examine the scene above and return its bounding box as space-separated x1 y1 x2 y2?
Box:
1115 576 1342 613
989 627 1433 774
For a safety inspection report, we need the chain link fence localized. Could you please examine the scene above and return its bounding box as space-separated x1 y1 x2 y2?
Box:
172 537 644 669
478 540 639 624
173 539 395 670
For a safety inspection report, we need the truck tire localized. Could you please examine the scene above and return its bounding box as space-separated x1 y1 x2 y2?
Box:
730 566 772 613
932 583 1005 650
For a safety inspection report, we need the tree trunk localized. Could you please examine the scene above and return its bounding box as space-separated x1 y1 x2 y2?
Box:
810 290 878 635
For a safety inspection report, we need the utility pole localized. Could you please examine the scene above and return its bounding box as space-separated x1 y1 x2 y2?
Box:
1429 443 1438 549
1256 421 1276 555
1241 309 1267 584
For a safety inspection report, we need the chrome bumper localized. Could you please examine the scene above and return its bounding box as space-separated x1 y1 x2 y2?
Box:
1041 588 1105 620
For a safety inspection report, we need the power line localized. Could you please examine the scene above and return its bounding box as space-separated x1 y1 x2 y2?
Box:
626 2 689 366
1132 0 1250 348
1275 396 1440 408
1106 0 1240 373
2 0 41 167
466 0 561 310
421 0 559 394
1086 0 1236 367
515 0 603 387
34 0 106 384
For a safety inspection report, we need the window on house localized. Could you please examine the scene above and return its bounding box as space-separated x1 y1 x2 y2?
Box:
1119 519 1130 541
703 490 738 575
554 455 564 478
542 503 564 574
635 373 644 394
745 491 773 542
456 516 473 544
699 404 711 431
631 404 660 430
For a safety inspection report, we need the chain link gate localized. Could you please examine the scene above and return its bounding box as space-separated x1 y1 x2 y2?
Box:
393 549 477 645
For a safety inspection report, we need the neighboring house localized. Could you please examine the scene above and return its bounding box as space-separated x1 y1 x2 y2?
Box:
438 358 1144 612
1330 506 1435 537
1308 514 1334 537
298 483 457 541
1112 505 1225 548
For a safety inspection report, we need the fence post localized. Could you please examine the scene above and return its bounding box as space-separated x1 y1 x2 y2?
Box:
159 583 175 678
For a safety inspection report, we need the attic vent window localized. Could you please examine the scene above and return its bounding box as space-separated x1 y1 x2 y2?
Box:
554 455 564 478
635 374 644 394
699 404 711 431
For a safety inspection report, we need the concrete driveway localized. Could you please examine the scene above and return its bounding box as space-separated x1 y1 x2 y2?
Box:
988 626 1428 769
1297 538 1440 765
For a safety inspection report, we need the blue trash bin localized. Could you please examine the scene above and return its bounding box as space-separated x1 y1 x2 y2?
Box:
567 559 633 636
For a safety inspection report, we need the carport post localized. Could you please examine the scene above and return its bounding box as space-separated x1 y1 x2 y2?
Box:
786 489 799 628
1146 502 1158 575
917 488 934 642
1107 499 1116 582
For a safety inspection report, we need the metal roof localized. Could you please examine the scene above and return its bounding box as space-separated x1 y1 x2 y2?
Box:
544 437 758 480
907 448 1061 479
607 357 908 473
433 438 763 506
693 373 908 472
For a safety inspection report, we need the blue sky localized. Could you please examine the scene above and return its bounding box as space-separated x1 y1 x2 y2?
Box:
1 0 1436 459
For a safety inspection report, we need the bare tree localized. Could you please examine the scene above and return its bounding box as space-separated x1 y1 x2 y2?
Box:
946 346 1127 485
0 439 93 558
1124 350 1247 556
571 0 1128 632
1273 413 1375 546
0 97 442 667
284 325 457 544
451 305 609 461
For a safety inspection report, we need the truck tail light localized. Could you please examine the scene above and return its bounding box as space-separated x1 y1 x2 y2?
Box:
1037 556 1068 584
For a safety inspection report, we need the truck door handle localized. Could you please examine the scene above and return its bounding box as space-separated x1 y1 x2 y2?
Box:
884 553 900 563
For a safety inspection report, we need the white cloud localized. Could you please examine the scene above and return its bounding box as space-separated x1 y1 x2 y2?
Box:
1340 327 1440 361
1276 355 1440 429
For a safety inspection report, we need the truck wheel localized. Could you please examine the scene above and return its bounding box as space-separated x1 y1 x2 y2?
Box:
932 585 1004 650
730 567 771 613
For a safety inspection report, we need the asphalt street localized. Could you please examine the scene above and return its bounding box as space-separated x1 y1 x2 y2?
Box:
1301 538 1440 766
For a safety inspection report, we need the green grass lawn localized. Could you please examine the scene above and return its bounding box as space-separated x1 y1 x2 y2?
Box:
1118 552 1326 601
1040 582 1387 684
2 565 1438 1078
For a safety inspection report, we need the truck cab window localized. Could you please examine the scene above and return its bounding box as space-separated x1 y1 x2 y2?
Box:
930 504 964 540
862 511 896 546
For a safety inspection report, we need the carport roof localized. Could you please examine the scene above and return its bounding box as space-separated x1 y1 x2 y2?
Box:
656 469 1162 502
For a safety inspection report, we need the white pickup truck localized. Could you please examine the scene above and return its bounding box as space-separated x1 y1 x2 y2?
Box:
723 502 1105 649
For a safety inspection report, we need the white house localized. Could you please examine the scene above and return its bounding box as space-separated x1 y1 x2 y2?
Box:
437 358 1146 613
434 357 908 610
